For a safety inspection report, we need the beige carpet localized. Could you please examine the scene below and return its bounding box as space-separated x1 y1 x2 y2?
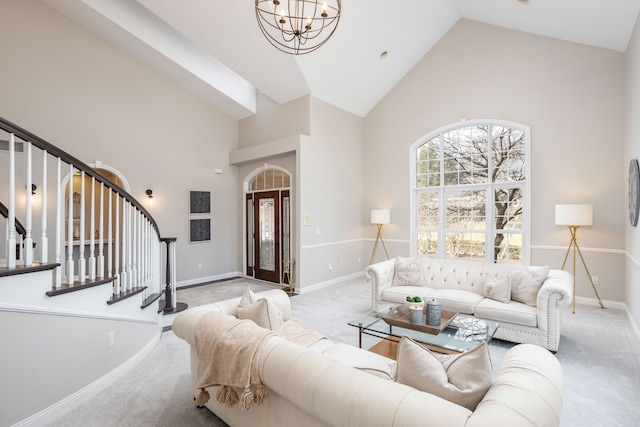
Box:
50 275 640 427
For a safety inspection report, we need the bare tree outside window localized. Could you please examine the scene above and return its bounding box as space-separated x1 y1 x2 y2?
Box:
415 122 526 263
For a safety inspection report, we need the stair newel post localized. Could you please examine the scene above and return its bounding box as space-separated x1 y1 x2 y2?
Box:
40 150 48 263
7 133 16 268
160 237 186 314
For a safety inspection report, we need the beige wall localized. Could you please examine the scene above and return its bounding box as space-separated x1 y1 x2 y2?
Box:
0 0 240 284
365 19 626 303
625 13 640 329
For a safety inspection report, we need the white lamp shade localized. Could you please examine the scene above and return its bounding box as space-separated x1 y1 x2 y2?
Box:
370 209 391 225
555 204 593 226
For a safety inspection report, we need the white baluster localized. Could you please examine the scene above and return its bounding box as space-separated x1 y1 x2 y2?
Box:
40 150 48 263
54 158 62 288
88 176 96 281
7 134 16 268
121 202 127 292
114 194 120 294
77 171 86 283
24 142 33 266
97 182 104 279
66 165 74 285
131 207 137 289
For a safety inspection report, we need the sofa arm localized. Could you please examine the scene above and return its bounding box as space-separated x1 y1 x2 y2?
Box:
365 258 397 309
467 344 563 427
537 269 573 308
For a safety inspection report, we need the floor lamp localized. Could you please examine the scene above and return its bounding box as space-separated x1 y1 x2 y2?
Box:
555 204 605 314
369 209 390 265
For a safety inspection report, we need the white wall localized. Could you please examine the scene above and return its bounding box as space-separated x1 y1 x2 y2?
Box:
365 19 626 303
0 0 240 285
625 13 640 329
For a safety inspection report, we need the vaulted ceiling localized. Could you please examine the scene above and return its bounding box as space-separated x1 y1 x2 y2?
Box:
46 0 640 120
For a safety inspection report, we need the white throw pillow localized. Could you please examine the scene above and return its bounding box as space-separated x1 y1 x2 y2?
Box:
395 337 492 410
237 298 284 333
510 265 550 306
484 275 511 304
237 286 257 309
392 256 425 286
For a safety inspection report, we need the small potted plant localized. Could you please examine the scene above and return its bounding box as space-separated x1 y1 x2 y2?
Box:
404 295 424 309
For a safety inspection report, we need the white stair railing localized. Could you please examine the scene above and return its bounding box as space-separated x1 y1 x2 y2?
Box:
0 116 165 307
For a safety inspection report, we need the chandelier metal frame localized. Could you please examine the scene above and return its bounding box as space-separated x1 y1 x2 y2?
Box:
255 0 341 55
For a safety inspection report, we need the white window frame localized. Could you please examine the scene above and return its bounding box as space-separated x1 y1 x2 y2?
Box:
409 119 531 264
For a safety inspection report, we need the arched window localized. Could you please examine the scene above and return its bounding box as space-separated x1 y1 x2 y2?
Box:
410 120 530 263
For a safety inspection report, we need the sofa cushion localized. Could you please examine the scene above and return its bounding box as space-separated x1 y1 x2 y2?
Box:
322 343 396 380
430 289 485 314
511 265 549 306
381 286 436 305
421 258 485 294
392 256 425 286
237 286 257 308
395 337 492 410
483 276 511 304
237 298 284 332
474 298 538 327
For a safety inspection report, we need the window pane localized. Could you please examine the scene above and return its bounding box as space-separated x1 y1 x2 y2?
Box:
417 139 440 187
492 126 525 183
445 190 486 229
259 197 275 271
493 232 522 263
417 191 439 229
494 187 523 231
417 231 438 257
445 232 485 260
442 126 489 186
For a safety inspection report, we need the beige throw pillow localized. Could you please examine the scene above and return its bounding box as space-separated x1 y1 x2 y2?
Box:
392 256 425 286
510 265 549 306
483 275 511 304
237 298 284 333
395 337 492 410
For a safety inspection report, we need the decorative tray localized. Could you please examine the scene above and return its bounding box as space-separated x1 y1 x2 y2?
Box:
381 305 458 335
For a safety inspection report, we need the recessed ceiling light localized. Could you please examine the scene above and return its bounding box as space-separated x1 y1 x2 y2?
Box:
380 51 388 60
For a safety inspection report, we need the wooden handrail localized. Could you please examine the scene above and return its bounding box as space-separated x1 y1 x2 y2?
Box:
0 116 160 237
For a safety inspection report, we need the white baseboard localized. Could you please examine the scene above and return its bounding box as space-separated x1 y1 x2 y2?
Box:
176 271 241 289
298 271 365 294
12 331 162 427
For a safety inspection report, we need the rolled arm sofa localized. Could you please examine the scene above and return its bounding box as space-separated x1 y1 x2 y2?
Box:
365 257 573 352
173 289 564 427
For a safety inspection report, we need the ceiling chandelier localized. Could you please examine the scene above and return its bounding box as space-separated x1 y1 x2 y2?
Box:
255 0 341 55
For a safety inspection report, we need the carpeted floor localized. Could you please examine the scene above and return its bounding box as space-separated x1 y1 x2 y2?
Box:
50 276 640 427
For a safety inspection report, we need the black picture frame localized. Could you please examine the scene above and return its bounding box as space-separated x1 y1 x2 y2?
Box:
189 218 211 243
189 190 211 214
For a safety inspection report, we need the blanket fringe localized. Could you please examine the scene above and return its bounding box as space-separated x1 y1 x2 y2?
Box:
240 387 254 410
216 385 239 407
254 384 268 405
195 388 210 407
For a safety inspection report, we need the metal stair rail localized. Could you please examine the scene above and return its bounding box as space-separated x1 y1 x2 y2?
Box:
0 116 164 303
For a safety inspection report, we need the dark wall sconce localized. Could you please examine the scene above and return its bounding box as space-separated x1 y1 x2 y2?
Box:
145 189 153 199
30 184 37 195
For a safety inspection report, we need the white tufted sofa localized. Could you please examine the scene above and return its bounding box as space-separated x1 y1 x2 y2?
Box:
365 257 573 352
173 289 565 427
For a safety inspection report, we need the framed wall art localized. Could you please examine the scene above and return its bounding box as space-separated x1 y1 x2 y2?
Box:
189 190 211 214
189 218 211 243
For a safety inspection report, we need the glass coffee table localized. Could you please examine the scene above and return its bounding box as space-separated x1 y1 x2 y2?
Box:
348 304 499 355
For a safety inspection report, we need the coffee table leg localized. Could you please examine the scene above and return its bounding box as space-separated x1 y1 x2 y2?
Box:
358 322 363 348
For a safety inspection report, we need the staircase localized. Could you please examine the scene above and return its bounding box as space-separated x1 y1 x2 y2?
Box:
0 116 176 426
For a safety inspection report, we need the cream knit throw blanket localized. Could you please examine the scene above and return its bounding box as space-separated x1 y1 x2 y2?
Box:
194 312 277 410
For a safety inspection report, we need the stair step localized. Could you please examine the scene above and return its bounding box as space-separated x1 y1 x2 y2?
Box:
46 277 115 297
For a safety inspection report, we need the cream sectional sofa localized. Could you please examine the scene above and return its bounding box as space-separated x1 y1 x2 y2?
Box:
173 289 564 427
365 257 573 352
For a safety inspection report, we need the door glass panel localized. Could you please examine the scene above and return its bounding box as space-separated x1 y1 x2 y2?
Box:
247 198 254 268
259 197 275 271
